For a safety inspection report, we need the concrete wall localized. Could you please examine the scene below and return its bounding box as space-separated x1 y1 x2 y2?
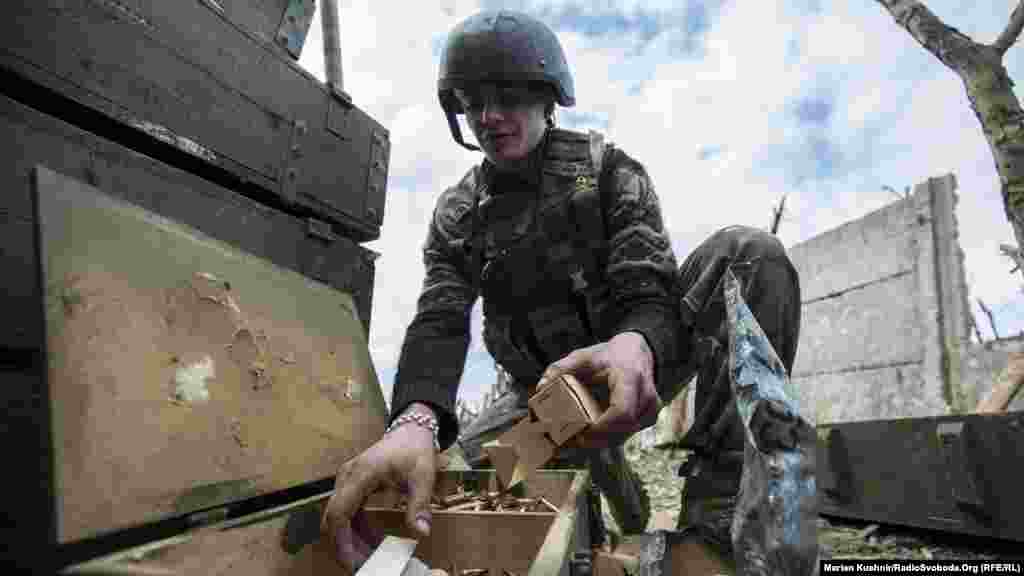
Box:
788 174 974 424
637 173 982 446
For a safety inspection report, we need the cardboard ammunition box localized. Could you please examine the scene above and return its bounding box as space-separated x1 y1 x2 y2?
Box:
364 470 592 576
486 375 601 489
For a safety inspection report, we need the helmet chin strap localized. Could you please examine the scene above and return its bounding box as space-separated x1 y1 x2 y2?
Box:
446 108 480 152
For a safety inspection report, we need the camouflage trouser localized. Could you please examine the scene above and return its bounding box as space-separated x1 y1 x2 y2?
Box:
455 225 801 549
673 225 801 559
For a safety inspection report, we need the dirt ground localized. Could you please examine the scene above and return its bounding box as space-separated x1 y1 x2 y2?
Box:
604 437 1023 563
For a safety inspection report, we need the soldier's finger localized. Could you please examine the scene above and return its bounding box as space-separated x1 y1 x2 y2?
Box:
353 508 384 551
577 372 643 449
352 530 374 570
539 344 604 389
339 524 373 573
404 457 437 538
579 402 638 450
323 467 383 571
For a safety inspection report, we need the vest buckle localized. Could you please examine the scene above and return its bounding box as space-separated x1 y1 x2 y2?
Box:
570 267 588 292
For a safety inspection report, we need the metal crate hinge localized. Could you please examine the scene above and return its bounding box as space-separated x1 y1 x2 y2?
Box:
306 217 336 243
936 421 991 525
302 218 336 284
280 119 308 205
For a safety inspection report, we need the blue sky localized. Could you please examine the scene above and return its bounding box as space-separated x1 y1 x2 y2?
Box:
298 0 1024 410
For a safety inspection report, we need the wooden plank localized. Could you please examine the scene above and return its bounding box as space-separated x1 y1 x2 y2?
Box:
528 470 590 576
35 165 389 544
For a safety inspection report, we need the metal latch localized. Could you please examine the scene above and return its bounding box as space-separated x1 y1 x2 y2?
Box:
821 427 854 505
306 217 336 243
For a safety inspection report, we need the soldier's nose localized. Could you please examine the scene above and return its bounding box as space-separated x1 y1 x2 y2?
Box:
481 102 505 124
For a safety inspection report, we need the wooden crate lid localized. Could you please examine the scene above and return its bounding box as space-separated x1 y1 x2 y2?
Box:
36 166 389 547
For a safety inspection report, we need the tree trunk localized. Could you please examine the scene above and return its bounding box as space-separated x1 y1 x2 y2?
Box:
876 1 1024 282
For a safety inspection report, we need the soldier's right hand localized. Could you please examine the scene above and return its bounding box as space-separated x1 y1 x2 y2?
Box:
320 403 439 574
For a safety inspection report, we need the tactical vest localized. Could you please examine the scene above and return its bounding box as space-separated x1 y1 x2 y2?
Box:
467 128 613 389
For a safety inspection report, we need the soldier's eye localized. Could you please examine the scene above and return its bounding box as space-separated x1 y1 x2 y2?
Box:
454 90 483 112
454 87 535 113
496 89 531 108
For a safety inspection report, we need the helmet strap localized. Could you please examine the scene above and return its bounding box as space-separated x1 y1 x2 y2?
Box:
446 105 480 151
545 101 556 128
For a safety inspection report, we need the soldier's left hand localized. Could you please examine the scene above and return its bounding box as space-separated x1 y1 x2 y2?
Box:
538 331 661 450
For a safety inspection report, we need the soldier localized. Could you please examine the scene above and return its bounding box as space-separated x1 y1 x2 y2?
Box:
322 9 803 573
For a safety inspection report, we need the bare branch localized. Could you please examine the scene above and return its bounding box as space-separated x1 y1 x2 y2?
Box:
977 298 1000 340
769 193 787 235
994 0 1024 56
875 0 980 72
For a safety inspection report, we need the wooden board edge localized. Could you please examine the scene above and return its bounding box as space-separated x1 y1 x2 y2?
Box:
528 469 590 576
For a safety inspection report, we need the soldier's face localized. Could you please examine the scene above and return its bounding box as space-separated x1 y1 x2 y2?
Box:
455 84 549 170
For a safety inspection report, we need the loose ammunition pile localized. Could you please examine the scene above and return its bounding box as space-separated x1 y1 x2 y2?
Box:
383 484 561 575
425 488 558 513
432 567 526 576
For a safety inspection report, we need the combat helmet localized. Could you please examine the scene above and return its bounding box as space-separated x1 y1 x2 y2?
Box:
438 10 575 151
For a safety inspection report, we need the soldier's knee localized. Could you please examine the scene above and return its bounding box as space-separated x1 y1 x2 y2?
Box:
712 225 787 263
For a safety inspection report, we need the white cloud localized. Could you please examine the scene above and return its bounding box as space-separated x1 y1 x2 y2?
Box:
295 0 1024 405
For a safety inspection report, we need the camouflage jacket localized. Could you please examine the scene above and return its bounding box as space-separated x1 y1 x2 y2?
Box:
390 128 682 450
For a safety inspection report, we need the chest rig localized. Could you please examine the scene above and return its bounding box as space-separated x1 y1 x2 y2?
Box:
467 129 611 388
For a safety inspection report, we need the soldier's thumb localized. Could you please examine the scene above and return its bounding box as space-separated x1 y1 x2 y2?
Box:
405 464 434 538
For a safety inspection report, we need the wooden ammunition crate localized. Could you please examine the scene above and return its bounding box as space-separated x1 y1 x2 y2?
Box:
0 93 377 353
819 414 1024 543
35 161 387 542
1 0 389 241
1 112 388 570
63 470 592 576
